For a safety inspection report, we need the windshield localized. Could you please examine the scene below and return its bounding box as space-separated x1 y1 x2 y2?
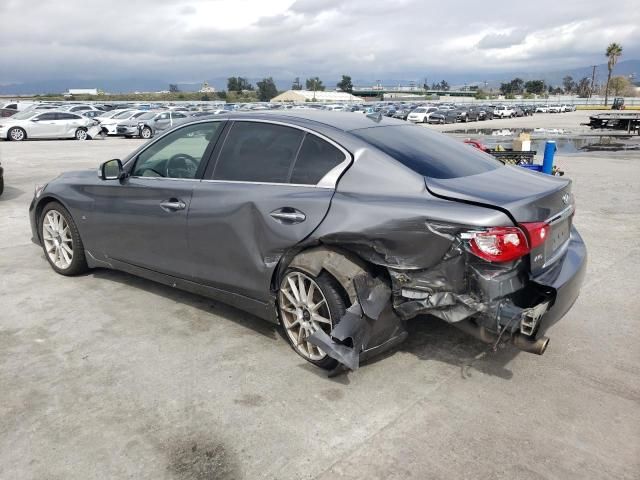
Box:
414 108 426 113
11 110 40 120
352 125 502 179
113 110 135 119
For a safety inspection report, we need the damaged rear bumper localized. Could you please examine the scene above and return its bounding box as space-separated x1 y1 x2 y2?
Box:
308 227 586 371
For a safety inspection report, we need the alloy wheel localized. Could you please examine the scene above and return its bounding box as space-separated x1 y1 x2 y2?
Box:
42 210 73 269
9 128 25 141
279 271 333 361
75 129 88 140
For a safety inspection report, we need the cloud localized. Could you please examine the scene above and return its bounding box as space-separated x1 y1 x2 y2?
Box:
0 0 638 87
477 30 528 49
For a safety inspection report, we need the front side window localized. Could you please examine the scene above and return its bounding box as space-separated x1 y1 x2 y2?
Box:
36 113 57 121
213 122 304 183
132 122 221 179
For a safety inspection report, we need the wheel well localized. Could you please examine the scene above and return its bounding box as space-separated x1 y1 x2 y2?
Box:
273 246 377 307
34 197 62 240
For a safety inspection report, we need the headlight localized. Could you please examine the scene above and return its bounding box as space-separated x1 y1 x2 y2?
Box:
34 183 47 198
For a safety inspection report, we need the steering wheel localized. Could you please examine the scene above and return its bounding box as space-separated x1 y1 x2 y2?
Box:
166 153 198 178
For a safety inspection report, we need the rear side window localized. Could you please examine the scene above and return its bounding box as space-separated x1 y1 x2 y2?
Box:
213 122 304 183
290 134 345 184
352 125 502 179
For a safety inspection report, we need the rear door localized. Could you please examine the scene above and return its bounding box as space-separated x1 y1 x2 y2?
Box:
187 120 350 301
56 112 84 137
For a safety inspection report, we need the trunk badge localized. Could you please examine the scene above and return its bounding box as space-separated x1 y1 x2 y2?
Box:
562 193 570 205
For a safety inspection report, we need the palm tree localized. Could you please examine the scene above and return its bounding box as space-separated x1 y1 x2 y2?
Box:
604 43 623 106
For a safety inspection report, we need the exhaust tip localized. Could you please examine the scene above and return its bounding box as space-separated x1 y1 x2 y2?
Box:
513 334 550 355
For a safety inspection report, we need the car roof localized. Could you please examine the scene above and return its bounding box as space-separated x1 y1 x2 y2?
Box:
188 110 407 132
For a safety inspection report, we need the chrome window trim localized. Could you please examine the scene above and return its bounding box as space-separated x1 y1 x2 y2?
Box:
201 178 332 189
215 118 352 189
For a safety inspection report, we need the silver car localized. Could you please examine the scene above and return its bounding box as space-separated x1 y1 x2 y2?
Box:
0 110 98 141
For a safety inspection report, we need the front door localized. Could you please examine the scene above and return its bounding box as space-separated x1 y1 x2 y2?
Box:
87 121 224 277
187 120 350 302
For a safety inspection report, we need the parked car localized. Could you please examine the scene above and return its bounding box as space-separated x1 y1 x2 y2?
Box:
535 105 550 113
82 110 106 119
0 110 99 141
519 105 535 116
493 105 515 118
428 109 458 124
548 105 562 113
61 104 103 113
407 106 438 123
0 161 4 196
28 111 587 372
116 111 189 139
99 110 144 135
392 109 411 120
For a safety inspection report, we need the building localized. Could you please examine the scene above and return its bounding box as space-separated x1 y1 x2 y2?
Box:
67 88 99 96
199 81 216 94
271 89 363 103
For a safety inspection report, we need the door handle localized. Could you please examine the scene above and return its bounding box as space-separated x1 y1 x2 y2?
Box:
160 199 186 211
270 208 306 224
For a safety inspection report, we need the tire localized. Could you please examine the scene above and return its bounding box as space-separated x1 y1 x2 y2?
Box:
0 176 4 196
141 126 152 139
278 269 348 370
8 127 26 141
75 128 88 141
39 202 88 276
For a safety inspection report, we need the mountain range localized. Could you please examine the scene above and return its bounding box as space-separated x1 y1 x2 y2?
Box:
1 60 638 96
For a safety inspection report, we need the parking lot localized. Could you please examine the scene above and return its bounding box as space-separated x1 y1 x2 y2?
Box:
1 113 639 479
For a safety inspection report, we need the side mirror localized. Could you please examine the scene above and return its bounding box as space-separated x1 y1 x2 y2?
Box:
99 159 124 180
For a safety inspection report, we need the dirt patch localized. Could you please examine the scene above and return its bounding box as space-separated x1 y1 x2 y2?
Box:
166 437 240 480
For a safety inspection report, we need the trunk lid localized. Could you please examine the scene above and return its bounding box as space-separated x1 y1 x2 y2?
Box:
425 165 574 274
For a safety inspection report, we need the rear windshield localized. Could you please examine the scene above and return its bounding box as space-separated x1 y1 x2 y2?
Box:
352 125 502 179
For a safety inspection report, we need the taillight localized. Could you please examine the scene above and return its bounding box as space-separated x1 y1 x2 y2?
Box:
468 223 550 263
469 227 530 262
520 222 549 249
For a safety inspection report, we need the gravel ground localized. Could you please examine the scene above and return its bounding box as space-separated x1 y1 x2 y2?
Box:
0 118 639 479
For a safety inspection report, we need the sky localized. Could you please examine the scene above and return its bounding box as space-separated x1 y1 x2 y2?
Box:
0 0 638 88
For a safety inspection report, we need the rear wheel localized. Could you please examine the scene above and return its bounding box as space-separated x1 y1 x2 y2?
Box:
8 127 26 141
40 202 88 276
75 128 88 141
278 269 347 370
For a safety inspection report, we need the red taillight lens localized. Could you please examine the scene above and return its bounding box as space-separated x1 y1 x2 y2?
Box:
469 227 530 262
520 222 550 249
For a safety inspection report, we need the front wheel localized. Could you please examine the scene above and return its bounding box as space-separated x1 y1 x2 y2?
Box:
141 126 153 139
8 127 26 141
278 269 347 370
40 202 88 275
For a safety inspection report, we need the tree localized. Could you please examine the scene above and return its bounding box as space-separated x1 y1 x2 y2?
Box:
609 76 631 96
305 77 325 91
552 87 563 95
474 89 487 100
291 77 302 90
562 75 576 94
576 77 591 97
524 80 545 95
257 77 278 101
336 75 353 93
604 42 623 105
169 84 179 93
510 77 524 94
227 77 253 93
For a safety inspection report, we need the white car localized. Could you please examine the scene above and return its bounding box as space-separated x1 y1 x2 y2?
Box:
98 110 144 135
535 105 549 113
493 105 515 118
407 106 438 123
0 110 98 141
60 104 103 113
548 105 562 113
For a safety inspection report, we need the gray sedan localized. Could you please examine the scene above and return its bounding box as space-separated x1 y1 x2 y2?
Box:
29 111 586 372
116 110 189 139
